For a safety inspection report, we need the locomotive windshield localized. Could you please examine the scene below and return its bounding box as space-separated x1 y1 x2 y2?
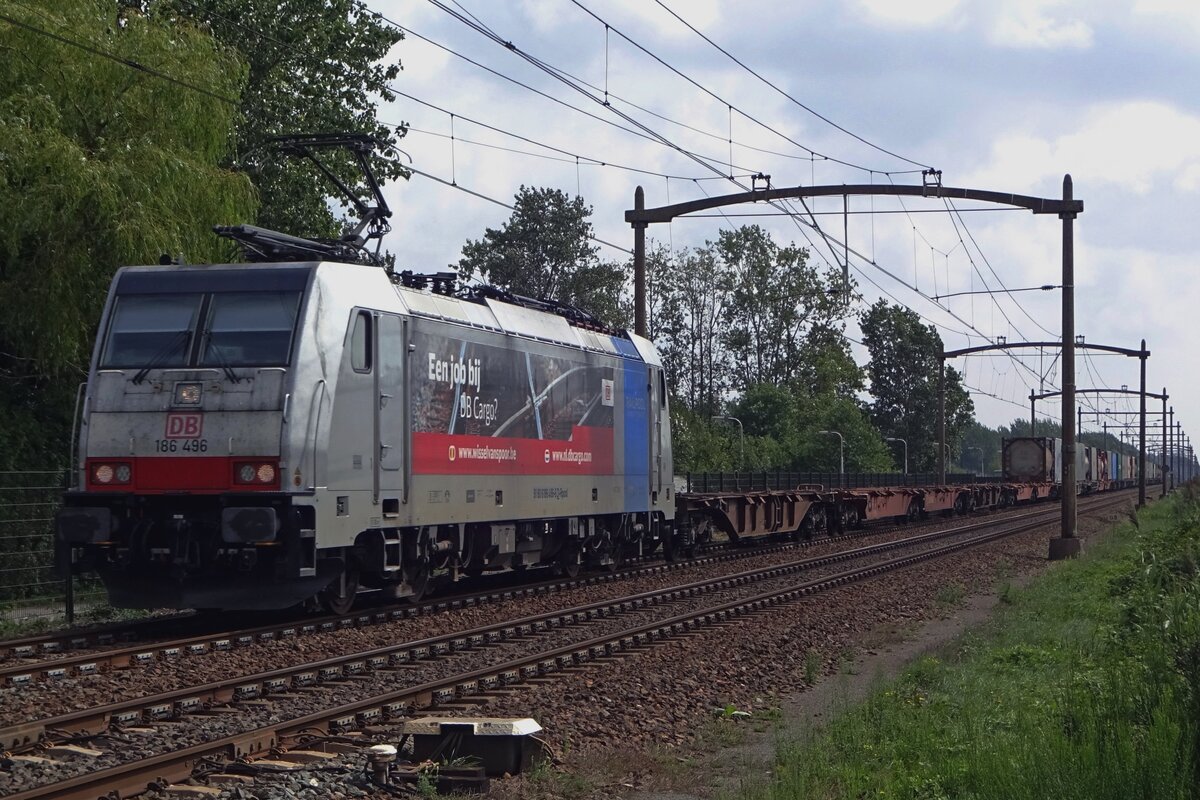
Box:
99 266 311 371
199 291 301 367
100 289 302 369
100 293 203 369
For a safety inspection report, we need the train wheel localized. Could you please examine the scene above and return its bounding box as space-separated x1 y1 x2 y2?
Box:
405 558 432 603
844 507 861 529
557 545 582 578
319 568 358 616
604 541 627 572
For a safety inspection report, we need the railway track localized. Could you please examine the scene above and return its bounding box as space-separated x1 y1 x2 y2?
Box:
0 497 1086 683
0 491 1131 800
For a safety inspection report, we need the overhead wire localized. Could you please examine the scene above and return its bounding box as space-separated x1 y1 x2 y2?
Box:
649 0 932 170
106 0 1066 416
406 164 633 255
404 0 1047 394
563 0 925 176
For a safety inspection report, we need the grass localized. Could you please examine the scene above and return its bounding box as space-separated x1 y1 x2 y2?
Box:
734 489 1200 800
0 600 152 640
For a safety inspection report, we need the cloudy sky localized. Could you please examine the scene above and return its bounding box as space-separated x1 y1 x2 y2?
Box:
367 0 1199 447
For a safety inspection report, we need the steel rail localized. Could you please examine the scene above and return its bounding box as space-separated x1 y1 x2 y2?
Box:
4 492 1133 800
0 500 1003 679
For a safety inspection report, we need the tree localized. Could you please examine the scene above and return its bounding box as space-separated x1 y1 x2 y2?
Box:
726 384 893 473
716 226 846 393
793 323 864 399
648 244 730 416
159 0 407 240
457 186 626 326
861 300 975 472
0 0 256 465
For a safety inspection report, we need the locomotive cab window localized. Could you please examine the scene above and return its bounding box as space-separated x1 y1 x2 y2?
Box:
199 291 301 367
351 311 372 372
100 293 203 368
100 277 306 371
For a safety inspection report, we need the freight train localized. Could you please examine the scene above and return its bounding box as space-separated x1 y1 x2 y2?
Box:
53 255 1150 614
1001 436 1158 496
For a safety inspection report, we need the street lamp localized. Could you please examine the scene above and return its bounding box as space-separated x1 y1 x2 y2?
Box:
885 437 908 474
817 430 845 483
712 415 744 470
966 446 984 476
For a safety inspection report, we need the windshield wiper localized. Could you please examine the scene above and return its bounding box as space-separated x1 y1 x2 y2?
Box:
202 331 242 384
131 329 191 385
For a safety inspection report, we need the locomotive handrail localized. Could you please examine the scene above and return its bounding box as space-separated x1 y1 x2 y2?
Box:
66 382 85 490
302 379 327 490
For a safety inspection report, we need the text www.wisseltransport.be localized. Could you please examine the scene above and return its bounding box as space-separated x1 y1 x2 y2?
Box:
456 445 517 462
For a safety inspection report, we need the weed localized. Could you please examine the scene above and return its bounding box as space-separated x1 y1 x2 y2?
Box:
934 581 966 607
803 648 823 685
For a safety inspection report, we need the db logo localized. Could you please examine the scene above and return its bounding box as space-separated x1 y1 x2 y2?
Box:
164 412 203 439
448 445 457 462
544 449 551 464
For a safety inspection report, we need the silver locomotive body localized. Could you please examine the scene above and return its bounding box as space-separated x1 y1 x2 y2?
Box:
58 261 674 610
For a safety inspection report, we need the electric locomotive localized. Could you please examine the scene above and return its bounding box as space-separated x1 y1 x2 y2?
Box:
56 135 675 612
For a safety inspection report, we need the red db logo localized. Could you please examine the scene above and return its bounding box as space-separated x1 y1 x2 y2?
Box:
165 412 203 439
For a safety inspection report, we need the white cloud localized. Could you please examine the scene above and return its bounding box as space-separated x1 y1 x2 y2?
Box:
1133 0 1200 38
965 101 1200 195
855 0 961 27
990 1 1094 49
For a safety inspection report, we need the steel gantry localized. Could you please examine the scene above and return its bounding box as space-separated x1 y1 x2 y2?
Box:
1028 380 1160 506
628 176 1084 557
941 338 1144 558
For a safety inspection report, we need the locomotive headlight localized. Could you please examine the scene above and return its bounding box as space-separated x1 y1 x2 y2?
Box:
238 464 257 483
114 464 132 483
173 382 203 406
94 464 113 484
256 464 276 484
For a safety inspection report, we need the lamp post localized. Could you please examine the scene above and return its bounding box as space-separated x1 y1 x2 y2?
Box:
885 437 908 475
712 415 744 470
966 446 984 476
817 430 845 485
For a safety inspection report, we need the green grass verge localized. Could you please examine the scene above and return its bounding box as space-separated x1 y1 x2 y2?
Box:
740 490 1200 800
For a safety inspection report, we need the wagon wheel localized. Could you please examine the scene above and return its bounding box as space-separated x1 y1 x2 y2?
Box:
318 567 359 616
906 499 920 523
843 506 861 530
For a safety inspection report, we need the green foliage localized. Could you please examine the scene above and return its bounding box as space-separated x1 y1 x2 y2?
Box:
457 186 625 326
0 0 255 466
861 300 974 472
160 0 407 239
715 226 848 394
647 243 727 416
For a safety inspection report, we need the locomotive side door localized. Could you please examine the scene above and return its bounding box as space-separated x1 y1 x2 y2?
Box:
376 314 406 500
651 367 662 502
